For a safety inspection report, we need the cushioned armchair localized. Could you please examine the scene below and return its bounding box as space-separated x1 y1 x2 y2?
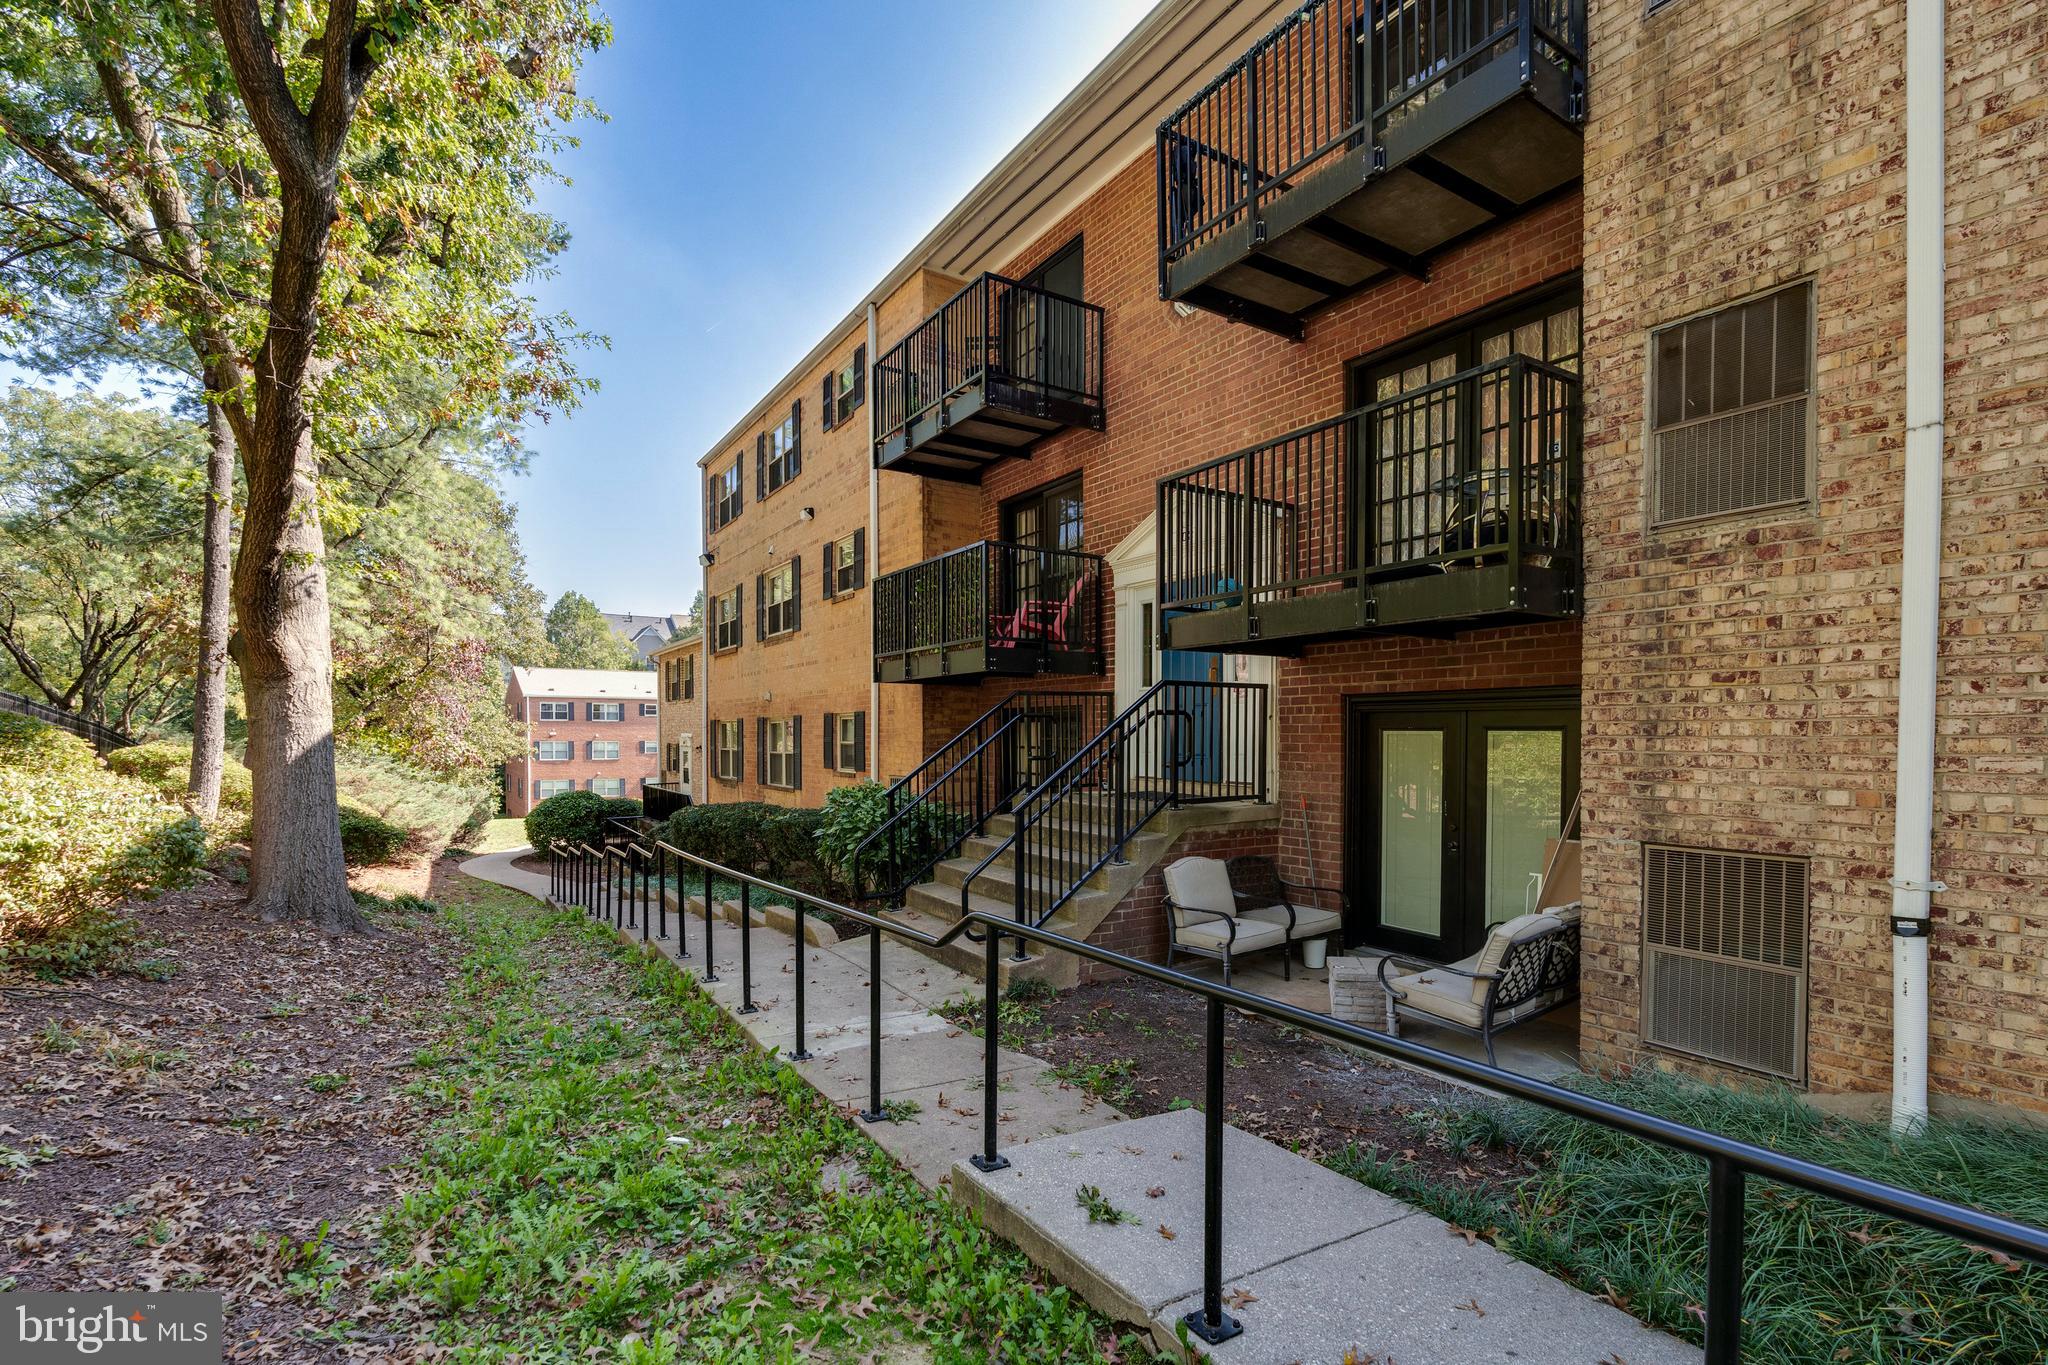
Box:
1225 855 1345 980
1162 856 1287 985
1377 903 1582 1066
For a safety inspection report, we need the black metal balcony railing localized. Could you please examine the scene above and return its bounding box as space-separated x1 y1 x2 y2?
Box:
1158 355 1578 647
641 780 690 822
873 540 1105 684
871 272 1105 480
1157 0 1588 334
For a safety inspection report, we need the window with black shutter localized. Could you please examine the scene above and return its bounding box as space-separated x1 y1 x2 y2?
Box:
761 561 798 637
714 587 741 652
823 712 836 768
683 655 695 699
761 403 801 493
852 710 867 773
709 458 742 530
827 532 863 597
822 374 836 431
830 344 866 426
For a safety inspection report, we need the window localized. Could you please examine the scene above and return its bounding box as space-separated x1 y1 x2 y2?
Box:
1649 282 1812 527
683 655 695 699
664 742 679 773
534 740 572 762
590 777 627 798
714 588 742 652
640 702 658 717
714 719 742 781
758 559 800 637
759 400 801 494
760 716 801 789
640 740 659 756
824 710 866 774
665 660 682 702
821 345 866 431
534 779 574 801
709 457 743 531
589 702 623 722
824 530 866 598
589 740 621 761
537 701 572 722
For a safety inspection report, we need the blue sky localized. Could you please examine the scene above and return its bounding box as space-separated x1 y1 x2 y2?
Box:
512 0 1153 617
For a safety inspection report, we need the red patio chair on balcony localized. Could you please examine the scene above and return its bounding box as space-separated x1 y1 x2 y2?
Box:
992 571 1094 651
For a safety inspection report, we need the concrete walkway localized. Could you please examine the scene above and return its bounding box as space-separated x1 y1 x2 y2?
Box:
460 847 1698 1363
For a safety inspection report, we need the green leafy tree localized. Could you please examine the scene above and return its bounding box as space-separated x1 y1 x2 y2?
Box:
0 0 606 930
0 388 203 733
544 591 643 671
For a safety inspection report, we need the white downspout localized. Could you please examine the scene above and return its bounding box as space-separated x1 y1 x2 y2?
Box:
867 301 881 779
1890 0 1946 1132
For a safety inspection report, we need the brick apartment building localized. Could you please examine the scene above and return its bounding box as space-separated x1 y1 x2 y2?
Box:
503 666 660 817
687 0 2048 1119
649 636 700 814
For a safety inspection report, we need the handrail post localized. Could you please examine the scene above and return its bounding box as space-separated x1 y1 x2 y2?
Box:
969 923 1010 1173
1011 813 1030 962
790 899 813 1061
700 859 719 983
859 926 887 1122
639 847 650 940
1183 995 1242 1344
1705 1156 1746 1363
1246 45 1264 244
737 881 756 1014
655 847 669 941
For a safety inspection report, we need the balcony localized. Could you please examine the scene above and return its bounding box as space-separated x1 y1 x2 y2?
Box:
874 540 1106 684
1157 0 1587 338
1157 355 1579 651
872 273 1105 482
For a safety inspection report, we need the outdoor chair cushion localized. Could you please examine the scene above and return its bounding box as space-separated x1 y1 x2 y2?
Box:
1163 856 1237 929
1384 957 1558 1031
1242 903 1343 939
1467 912 1562 1005
1175 915 1287 955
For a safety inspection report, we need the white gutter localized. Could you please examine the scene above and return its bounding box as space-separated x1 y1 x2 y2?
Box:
867 301 881 777
1890 0 1946 1132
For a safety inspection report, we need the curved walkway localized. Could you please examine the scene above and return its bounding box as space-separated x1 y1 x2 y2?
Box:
459 845 550 901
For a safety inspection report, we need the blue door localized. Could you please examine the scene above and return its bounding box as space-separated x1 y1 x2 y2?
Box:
1160 625 1222 785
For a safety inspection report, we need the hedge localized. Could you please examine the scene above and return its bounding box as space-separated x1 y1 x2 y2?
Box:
107 739 255 811
524 789 642 857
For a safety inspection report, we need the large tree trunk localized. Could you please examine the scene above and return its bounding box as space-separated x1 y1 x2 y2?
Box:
187 400 234 817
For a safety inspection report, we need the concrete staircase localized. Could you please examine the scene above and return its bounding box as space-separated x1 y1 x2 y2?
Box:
887 795 1279 991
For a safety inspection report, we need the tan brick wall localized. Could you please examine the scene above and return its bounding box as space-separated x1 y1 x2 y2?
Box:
1579 0 2048 1111
650 638 701 792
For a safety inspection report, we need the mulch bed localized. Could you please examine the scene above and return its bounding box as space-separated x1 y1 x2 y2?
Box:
1016 978 1536 1192
0 860 466 1361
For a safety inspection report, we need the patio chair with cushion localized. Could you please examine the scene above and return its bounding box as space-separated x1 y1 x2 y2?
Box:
1374 837 1583 1066
1162 855 1287 985
1225 855 1345 981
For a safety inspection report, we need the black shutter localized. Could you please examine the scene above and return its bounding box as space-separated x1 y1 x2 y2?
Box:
791 715 803 790
735 456 744 512
755 573 765 640
789 555 801 631
684 656 694 700
853 344 866 405
733 584 743 648
788 400 801 476
735 720 744 783
852 527 866 588
822 541 834 599
853 710 867 773
706 470 718 532
821 374 835 431
757 718 767 785
822 712 836 768
756 431 767 495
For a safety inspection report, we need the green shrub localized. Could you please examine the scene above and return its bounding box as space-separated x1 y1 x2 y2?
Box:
338 800 410 866
760 808 827 887
0 718 207 976
524 790 642 857
334 746 494 852
107 739 255 810
657 801 767 874
816 780 957 897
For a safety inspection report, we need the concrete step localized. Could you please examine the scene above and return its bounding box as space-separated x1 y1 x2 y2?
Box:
932 850 1150 901
885 902 1081 991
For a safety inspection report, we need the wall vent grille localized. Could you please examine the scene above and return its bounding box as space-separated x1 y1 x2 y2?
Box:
1642 845 1808 1081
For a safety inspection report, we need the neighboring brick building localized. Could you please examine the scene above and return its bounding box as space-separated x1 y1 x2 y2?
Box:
649 635 700 806
683 0 2048 1118
503 667 659 817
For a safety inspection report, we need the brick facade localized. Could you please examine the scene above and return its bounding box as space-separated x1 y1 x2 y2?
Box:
503 667 659 817
650 637 702 796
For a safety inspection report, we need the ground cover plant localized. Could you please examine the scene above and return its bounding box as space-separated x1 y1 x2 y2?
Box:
1334 1072 2048 1363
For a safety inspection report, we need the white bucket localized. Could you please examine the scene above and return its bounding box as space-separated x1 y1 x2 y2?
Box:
1302 937 1329 971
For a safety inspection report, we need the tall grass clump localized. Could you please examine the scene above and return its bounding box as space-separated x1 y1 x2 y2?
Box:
1334 1070 2048 1362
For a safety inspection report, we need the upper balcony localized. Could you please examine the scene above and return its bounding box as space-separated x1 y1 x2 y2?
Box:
872 273 1106 482
874 540 1105 684
1157 0 1587 338
1156 355 1579 652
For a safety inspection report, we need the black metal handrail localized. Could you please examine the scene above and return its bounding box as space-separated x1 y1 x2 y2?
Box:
0 687 133 752
852 689 1113 905
1156 0 1589 276
1157 354 1580 617
871 271 1105 454
873 539 1106 676
548 836 2048 1359
959 681 1268 948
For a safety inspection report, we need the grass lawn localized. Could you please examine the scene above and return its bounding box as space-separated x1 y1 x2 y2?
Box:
466 816 531 854
368 871 1153 1363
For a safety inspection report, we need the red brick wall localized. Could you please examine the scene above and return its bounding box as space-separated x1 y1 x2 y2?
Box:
504 677 659 817
1080 824 1280 984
